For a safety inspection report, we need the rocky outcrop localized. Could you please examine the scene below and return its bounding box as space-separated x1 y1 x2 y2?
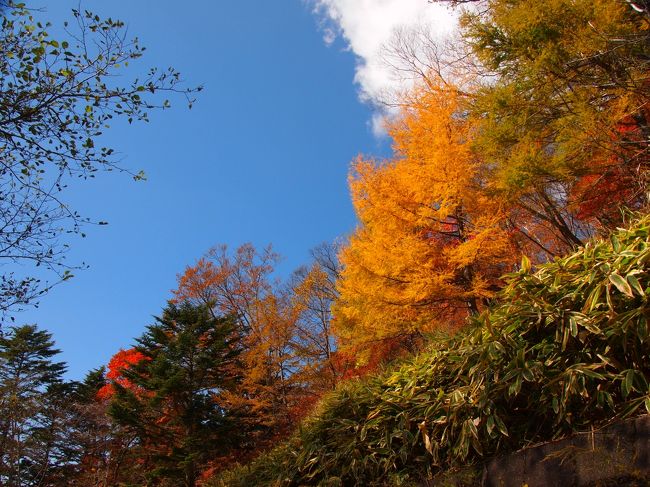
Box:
482 415 650 487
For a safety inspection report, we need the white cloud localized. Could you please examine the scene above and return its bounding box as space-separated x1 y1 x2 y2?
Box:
368 111 388 138
309 0 459 134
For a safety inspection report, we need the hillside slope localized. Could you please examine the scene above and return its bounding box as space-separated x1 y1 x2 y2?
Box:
211 215 650 486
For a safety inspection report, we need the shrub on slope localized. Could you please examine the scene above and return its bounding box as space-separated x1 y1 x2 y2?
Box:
212 215 650 486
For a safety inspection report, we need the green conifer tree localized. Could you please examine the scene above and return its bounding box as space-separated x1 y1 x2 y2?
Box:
0 325 66 486
109 303 243 487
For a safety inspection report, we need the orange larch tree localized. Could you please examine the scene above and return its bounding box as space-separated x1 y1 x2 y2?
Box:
288 252 340 391
334 83 517 349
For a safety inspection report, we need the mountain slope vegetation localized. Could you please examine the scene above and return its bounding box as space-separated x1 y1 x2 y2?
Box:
212 214 650 486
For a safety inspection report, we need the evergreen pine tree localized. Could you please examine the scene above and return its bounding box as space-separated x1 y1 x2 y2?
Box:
109 303 243 487
0 325 66 486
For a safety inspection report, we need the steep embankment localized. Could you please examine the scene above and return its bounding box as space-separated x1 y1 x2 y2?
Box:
212 215 650 486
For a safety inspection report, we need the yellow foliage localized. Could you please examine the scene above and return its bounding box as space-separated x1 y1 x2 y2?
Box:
466 0 650 239
334 84 517 346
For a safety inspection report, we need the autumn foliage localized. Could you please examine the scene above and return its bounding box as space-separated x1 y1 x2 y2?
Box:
334 85 517 348
11 1 650 485
331 0 650 352
171 243 343 452
464 0 650 250
97 348 149 400
570 109 650 224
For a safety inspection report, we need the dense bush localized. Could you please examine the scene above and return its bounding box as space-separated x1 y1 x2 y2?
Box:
212 215 650 486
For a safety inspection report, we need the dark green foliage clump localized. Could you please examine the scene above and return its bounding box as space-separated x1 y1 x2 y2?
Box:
212 215 650 486
110 303 243 487
0 325 69 485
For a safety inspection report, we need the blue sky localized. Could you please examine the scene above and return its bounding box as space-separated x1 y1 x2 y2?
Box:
14 0 457 379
